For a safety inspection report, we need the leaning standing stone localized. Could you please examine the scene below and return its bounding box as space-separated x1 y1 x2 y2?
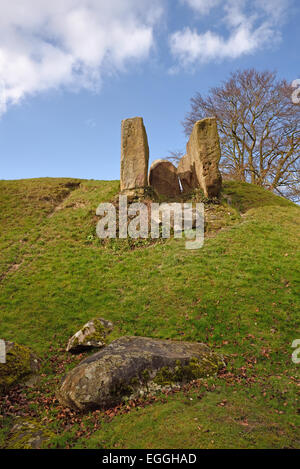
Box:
187 117 222 198
149 159 181 197
120 117 149 193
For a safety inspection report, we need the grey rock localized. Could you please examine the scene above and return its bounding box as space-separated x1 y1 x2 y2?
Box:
57 336 224 411
66 318 114 354
0 341 41 394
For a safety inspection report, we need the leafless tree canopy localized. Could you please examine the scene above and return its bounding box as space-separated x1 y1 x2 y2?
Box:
183 69 300 201
166 149 185 166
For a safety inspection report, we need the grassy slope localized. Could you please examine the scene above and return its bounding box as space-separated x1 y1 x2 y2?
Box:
0 178 299 449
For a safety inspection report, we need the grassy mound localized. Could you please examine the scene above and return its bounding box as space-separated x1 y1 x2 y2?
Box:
0 178 299 449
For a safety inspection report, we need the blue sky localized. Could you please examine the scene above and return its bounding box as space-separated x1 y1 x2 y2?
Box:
0 0 299 180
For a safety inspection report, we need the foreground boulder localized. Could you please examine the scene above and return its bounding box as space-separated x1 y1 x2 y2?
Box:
0 341 41 394
120 117 149 194
149 159 181 198
66 318 114 353
57 336 224 411
186 117 222 198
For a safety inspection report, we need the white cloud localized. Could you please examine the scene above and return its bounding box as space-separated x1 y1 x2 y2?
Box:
170 0 290 66
181 0 222 16
0 0 163 114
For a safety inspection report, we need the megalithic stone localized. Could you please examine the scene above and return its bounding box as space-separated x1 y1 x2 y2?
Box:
177 153 197 194
120 117 149 192
186 117 222 198
149 159 181 197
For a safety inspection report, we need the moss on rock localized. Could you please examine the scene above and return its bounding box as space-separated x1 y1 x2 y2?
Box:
153 356 223 386
0 342 41 394
83 318 107 343
5 418 55 449
58 336 225 411
66 318 114 353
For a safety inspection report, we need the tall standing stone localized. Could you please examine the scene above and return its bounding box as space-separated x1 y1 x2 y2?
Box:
149 159 181 197
120 117 149 193
186 117 222 198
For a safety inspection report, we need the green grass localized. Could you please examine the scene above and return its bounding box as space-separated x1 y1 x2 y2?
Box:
0 178 299 449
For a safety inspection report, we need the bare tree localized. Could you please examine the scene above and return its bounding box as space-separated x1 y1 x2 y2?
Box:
166 149 185 167
183 69 300 201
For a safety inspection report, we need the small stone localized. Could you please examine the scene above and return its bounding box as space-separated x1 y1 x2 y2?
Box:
66 318 114 354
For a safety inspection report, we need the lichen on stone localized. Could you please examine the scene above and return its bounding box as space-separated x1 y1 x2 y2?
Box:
153 355 223 386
